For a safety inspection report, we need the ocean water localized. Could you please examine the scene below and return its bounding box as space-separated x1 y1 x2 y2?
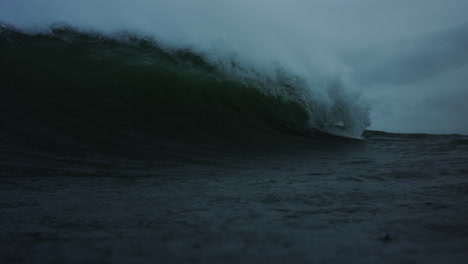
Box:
1 25 468 263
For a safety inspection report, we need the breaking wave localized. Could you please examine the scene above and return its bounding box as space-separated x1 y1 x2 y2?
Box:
0 25 370 156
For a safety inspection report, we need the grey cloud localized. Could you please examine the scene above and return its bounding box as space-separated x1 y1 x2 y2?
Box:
343 23 468 86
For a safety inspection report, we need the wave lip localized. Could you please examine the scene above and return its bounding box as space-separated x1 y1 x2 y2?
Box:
0 25 370 153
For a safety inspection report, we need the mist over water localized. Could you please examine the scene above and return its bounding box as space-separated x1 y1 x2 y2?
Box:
1 0 468 134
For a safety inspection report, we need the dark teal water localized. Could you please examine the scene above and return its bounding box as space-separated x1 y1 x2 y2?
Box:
1 25 468 264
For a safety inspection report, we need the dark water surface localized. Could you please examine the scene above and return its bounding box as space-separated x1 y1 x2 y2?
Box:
1 131 468 264
1 26 468 263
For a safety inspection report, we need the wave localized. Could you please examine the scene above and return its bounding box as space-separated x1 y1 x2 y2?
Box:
0 24 370 155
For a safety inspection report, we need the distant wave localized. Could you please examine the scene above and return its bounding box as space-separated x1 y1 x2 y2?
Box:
0 24 370 155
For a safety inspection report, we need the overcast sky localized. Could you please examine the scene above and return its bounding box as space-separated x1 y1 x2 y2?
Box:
1 0 468 134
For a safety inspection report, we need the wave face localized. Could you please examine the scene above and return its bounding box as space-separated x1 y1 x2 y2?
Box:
0 25 370 157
